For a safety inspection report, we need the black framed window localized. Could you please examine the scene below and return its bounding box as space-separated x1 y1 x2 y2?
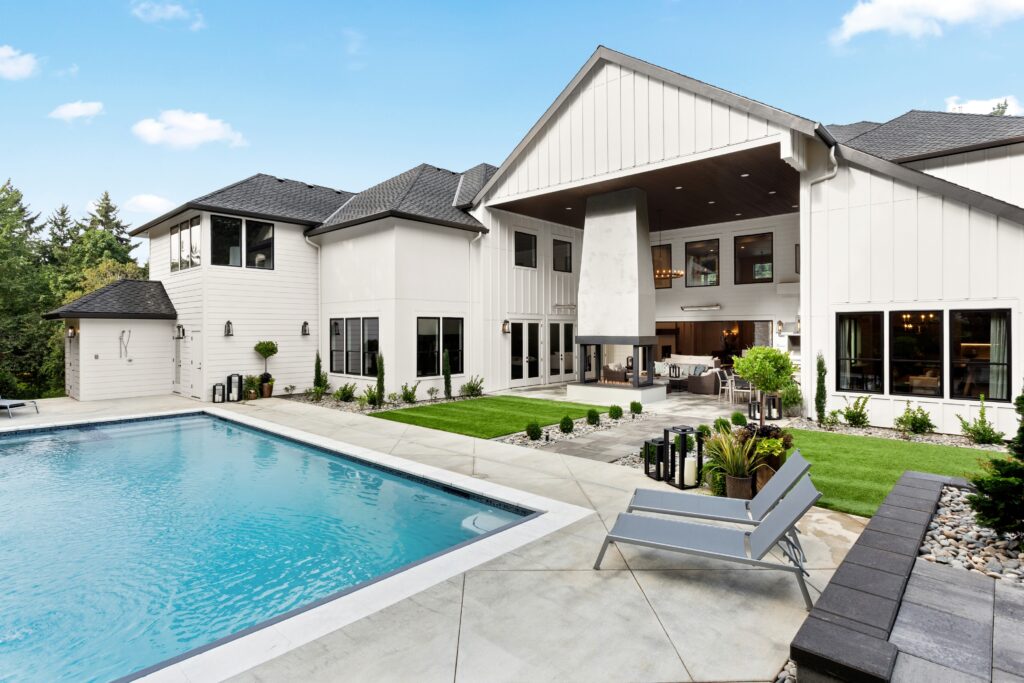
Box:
735 233 773 284
553 239 572 273
417 317 440 377
837 312 884 393
189 216 201 267
652 244 672 289
363 317 379 376
169 225 179 272
246 220 274 269
178 220 190 271
345 319 361 375
330 319 345 373
685 239 718 287
514 231 536 268
211 215 242 267
950 309 1011 401
890 311 943 397
443 318 464 374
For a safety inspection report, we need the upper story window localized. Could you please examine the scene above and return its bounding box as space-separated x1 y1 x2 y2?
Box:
169 216 201 272
735 233 773 284
652 244 672 289
514 231 537 268
552 239 572 273
950 309 1011 401
246 220 274 270
685 239 718 287
836 312 884 393
211 215 242 267
890 310 943 397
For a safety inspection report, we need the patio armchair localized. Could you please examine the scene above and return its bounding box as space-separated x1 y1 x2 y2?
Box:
595 475 822 609
0 395 39 418
732 376 754 404
716 369 732 402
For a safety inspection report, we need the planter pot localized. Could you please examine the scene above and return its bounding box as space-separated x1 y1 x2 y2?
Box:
245 389 258 401
725 475 754 500
261 383 273 398
755 465 777 493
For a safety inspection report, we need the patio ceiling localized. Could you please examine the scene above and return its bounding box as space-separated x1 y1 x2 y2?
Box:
491 142 800 231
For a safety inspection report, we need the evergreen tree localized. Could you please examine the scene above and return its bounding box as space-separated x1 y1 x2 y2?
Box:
968 385 1024 549
375 353 385 406
990 99 1009 116
42 204 78 265
442 349 452 399
815 352 828 423
81 191 132 247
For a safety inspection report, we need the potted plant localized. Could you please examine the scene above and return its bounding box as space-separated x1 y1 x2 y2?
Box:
243 374 260 401
734 423 794 491
732 346 796 428
254 340 279 398
702 431 766 500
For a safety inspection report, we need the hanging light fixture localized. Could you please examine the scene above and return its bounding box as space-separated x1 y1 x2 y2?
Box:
654 267 685 280
224 320 234 337
301 321 310 336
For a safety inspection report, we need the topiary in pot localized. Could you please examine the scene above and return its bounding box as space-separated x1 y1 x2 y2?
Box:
559 415 574 434
733 347 796 428
254 340 279 395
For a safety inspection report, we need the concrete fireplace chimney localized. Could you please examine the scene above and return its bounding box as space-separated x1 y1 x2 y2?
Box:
577 187 656 345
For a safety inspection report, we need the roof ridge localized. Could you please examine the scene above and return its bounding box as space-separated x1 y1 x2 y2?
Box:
193 173 264 203
907 108 1024 120
393 163 430 211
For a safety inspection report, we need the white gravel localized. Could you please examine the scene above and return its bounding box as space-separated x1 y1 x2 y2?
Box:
498 412 651 448
791 418 1008 453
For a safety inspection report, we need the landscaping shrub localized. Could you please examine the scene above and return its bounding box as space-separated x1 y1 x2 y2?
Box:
525 421 543 440
734 423 794 455
674 434 696 454
363 384 381 408
780 382 803 417
559 415 574 434
427 386 439 400
332 382 357 402
957 395 1006 445
629 401 642 415
713 417 732 433
815 352 827 424
459 375 485 398
894 402 936 435
697 424 712 438
387 391 400 404
730 411 747 426
442 349 452 400
969 387 1024 549
400 381 419 404
586 409 600 426
821 410 841 430
840 396 870 428
733 347 795 427
608 404 624 420
284 385 296 395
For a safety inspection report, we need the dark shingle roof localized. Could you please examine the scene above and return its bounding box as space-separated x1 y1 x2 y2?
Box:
43 280 177 320
308 163 489 236
454 163 498 208
131 174 354 236
840 110 1024 162
825 121 881 143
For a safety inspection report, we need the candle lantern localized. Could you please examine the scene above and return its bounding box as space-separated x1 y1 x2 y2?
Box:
662 425 703 490
226 374 243 402
212 383 226 403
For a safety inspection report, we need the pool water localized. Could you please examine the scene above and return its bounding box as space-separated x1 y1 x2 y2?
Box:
0 414 527 682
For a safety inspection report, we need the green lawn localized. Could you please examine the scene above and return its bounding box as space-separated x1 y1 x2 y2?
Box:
371 396 607 439
791 429 999 517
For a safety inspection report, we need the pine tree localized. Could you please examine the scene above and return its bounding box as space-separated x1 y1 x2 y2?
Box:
990 99 1009 116
42 204 78 265
375 353 385 407
82 191 132 247
442 349 452 400
968 384 1024 549
815 352 827 423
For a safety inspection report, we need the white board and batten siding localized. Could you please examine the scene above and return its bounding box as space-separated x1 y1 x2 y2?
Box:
807 161 1024 433
74 318 173 401
906 142 1024 210
488 60 786 203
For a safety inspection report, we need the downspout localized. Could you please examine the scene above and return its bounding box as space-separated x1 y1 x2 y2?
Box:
305 233 322 368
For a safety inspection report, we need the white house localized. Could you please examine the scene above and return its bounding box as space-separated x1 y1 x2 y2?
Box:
46 46 1024 433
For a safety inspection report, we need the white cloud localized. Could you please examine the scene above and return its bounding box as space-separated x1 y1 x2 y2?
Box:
48 100 104 122
131 2 206 31
342 28 366 71
0 45 39 80
132 109 247 149
56 63 79 78
945 94 1024 115
125 194 175 214
832 0 1024 44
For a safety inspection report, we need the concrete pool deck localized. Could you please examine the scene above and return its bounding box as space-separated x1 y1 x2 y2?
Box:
5 395 864 682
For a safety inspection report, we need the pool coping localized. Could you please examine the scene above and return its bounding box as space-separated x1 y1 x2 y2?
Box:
3 407 593 683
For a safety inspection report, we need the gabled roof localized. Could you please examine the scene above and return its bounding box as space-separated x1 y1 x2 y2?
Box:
825 121 881 143
839 110 1024 162
307 163 489 236
43 280 177 320
130 174 354 236
473 45 819 206
454 163 498 208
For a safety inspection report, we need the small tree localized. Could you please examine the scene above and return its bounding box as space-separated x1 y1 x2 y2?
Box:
254 341 279 382
815 352 827 424
442 349 452 400
733 347 796 428
313 351 328 392
968 385 1024 549
375 353 385 405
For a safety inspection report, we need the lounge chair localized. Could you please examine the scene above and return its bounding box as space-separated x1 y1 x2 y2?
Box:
0 396 39 418
595 475 822 609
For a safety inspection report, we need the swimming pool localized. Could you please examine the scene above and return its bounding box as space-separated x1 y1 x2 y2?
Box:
0 414 531 682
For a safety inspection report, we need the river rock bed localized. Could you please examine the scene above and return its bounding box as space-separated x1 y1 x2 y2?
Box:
920 486 1022 585
499 412 650 448
791 418 1007 453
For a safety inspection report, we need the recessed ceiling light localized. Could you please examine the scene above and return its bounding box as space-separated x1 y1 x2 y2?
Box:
708 200 715 205
674 186 683 190
740 173 750 178
565 207 572 211
735 213 742 217
740 245 746 250
792 204 798 209
768 190 777 195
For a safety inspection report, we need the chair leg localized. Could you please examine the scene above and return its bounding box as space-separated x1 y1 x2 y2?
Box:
593 538 611 570
795 570 813 611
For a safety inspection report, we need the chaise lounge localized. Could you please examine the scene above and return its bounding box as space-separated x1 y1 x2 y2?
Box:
0 396 39 419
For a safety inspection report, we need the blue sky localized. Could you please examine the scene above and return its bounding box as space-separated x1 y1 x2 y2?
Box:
3 0 1023 262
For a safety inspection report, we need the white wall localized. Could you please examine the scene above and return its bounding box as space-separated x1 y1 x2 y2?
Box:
489 60 786 202
76 318 173 401
907 142 1024 210
64 322 80 399
807 160 1024 433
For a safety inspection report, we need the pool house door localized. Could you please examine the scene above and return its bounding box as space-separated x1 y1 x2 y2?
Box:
547 321 575 383
510 321 542 387
188 329 202 399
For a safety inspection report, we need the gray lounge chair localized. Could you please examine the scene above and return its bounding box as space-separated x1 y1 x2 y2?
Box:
595 475 822 609
0 396 39 418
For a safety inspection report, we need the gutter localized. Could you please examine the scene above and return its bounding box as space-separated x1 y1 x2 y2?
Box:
810 124 839 186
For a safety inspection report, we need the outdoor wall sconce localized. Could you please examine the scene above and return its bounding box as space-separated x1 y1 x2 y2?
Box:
224 320 234 337
501 320 510 334
301 321 310 336
332 320 340 336
175 324 185 339
66 327 76 339
777 319 784 336
796 315 801 334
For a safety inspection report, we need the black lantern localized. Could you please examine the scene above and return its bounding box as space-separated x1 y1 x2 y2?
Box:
301 321 310 336
212 383 226 403
501 320 510 334
175 324 185 339
226 374 243 402
224 320 234 337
